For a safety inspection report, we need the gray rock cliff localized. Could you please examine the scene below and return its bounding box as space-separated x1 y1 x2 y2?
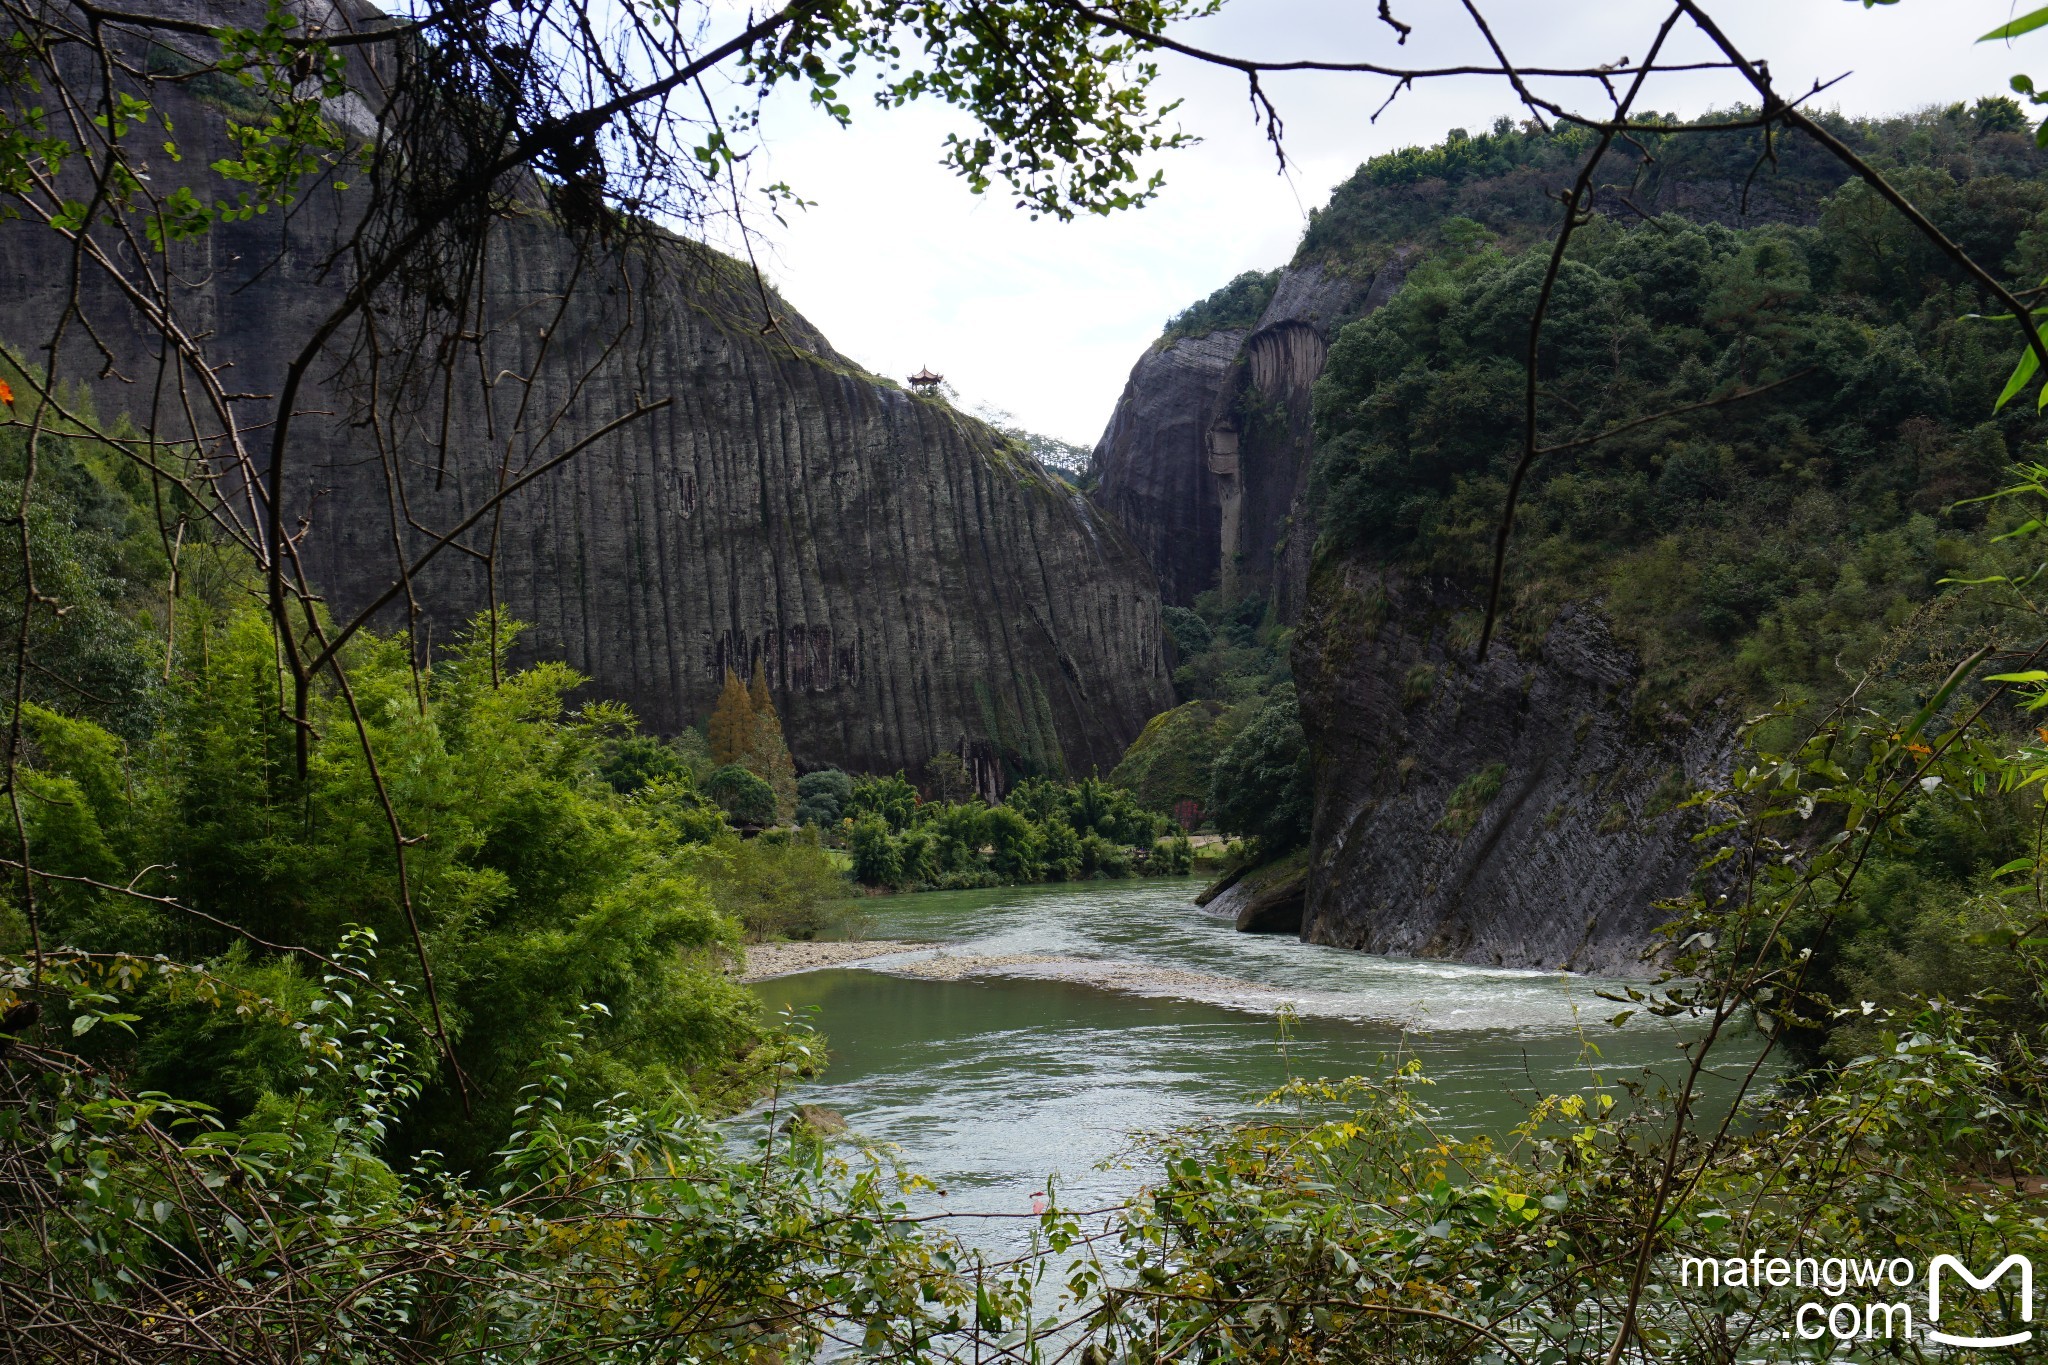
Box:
1090 137 1908 969
0 3 1172 782
1091 261 1408 616
1293 563 1735 975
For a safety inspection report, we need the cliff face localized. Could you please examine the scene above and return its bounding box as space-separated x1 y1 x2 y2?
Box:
1091 262 1407 615
1089 329 1243 606
1087 114 2026 972
303 218 1173 782
1 6 1171 782
1294 564 1734 975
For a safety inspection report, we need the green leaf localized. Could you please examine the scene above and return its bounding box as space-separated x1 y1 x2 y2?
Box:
1904 647 1992 741
1997 343 2041 411
1981 6 2048 41
1986 671 2048 683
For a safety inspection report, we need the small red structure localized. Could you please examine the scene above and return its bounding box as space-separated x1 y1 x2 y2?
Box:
908 367 944 393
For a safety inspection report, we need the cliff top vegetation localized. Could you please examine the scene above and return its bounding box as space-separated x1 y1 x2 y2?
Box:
1297 97 2046 265
1158 268 1283 345
1310 118 2048 724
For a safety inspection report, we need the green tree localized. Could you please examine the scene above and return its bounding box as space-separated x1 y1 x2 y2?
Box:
847 815 902 888
795 767 853 828
743 662 799 821
596 734 689 794
923 750 977 803
703 828 856 941
705 763 777 829
1038 817 1082 880
846 773 920 831
983 804 1042 880
1208 686 1312 854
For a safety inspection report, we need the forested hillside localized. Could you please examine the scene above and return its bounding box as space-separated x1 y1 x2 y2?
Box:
1098 100 2048 967
1314 145 2040 713
13 0 2048 1355
1300 104 2048 958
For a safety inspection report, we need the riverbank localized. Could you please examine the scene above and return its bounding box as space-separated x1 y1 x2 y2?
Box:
746 879 1714 1258
736 940 925 981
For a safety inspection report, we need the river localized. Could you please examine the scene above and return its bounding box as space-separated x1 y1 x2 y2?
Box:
751 878 1731 1246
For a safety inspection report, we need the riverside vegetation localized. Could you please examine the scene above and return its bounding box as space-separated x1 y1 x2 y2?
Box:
9 0 2048 1361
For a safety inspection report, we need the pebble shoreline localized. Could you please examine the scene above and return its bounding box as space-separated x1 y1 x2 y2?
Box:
735 940 926 982
737 942 1315 1015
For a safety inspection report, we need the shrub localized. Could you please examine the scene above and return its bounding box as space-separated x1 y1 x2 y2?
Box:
1401 663 1438 707
1437 762 1508 837
1153 834 1194 875
1208 687 1313 853
634 776 731 846
595 734 689 793
1078 832 1130 878
15 611 763 1171
984 804 1042 880
845 773 919 831
846 815 901 887
701 828 858 941
1039 818 1082 880
795 767 853 828
1159 268 1280 342
706 764 778 828
1160 605 1214 657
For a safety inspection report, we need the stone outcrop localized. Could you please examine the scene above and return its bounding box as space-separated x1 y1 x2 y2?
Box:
1293 563 1736 975
1091 261 1409 616
0 0 1172 782
1089 330 1245 606
1205 851 1308 935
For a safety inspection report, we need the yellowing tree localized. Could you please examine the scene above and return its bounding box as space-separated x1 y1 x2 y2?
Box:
707 669 759 767
745 661 799 822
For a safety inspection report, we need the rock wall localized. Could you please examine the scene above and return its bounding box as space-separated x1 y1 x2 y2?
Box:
1293 563 1735 974
1088 329 1245 606
1090 261 1406 616
0 3 1172 781
1090 145 1891 970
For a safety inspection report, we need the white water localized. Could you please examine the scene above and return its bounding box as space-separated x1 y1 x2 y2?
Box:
752 878 1732 1248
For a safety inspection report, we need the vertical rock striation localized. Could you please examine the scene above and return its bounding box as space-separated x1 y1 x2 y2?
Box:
0 7 1172 781
1090 260 1407 617
1293 564 1734 975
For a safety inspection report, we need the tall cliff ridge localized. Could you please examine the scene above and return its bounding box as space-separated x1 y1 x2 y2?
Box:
1098 107 2048 971
1090 115 1912 620
1091 262 1405 615
0 2 1171 783
1295 564 1733 974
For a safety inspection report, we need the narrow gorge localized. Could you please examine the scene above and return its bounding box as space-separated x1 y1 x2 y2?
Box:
1092 108 2048 970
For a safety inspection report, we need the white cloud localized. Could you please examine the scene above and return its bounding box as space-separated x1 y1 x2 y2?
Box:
708 1 2043 445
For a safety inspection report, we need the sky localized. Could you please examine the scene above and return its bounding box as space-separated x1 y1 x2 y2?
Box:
701 1 2048 446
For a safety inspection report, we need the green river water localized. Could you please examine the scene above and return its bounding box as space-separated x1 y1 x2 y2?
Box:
751 878 1737 1246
